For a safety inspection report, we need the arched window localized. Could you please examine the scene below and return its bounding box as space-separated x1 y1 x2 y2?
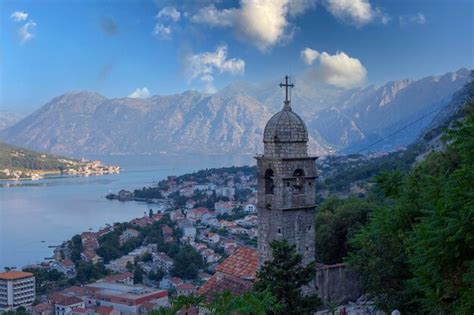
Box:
293 169 305 194
264 169 274 194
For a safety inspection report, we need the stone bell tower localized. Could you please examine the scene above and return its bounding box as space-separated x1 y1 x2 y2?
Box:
256 75 317 266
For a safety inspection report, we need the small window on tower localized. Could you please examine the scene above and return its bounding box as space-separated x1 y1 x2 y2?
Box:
277 228 282 234
309 181 312 186
264 169 274 195
308 225 311 231
306 246 309 251
293 169 305 194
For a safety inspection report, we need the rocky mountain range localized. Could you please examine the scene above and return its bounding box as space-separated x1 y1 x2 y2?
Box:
0 68 470 157
0 111 23 131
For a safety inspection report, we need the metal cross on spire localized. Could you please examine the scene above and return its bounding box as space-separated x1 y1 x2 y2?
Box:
279 75 294 103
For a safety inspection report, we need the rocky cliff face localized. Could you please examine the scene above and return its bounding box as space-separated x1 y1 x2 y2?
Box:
1 69 470 156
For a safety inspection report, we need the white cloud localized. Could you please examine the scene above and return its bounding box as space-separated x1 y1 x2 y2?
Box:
128 87 150 99
11 11 28 22
157 6 181 22
324 0 387 26
300 48 320 65
19 20 36 44
186 45 245 93
191 5 235 27
153 23 172 39
399 13 426 26
153 6 181 40
191 0 316 51
303 49 367 88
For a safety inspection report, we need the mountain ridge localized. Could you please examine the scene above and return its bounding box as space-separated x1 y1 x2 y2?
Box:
0 68 470 157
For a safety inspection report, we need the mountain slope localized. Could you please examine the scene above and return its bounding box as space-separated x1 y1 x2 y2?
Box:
0 69 470 156
0 111 23 131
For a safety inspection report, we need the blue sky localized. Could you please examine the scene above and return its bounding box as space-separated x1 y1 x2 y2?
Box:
1 0 473 113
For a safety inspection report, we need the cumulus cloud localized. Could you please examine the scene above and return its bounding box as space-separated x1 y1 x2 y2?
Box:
157 6 181 22
19 20 37 43
399 13 426 26
300 48 320 65
302 49 367 88
191 0 315 51
191 5 235 27
185 45 245 93
154 6 181 39
11 11 28 22
324 0 388 26
128 87 150 99
153 24 172 39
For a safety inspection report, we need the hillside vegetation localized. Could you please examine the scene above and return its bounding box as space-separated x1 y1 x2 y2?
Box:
315 77 474 314
0 141 78 171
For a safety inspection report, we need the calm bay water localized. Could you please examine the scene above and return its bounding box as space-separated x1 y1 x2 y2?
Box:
0 154 254 269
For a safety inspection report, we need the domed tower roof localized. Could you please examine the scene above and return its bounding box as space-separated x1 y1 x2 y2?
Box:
262 76 309 158
263 102 308 143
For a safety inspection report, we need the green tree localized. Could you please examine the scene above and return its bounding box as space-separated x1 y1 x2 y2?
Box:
315 197 376 264
348 107 474 313
254 240 321 315
171 245 205 279
134 265 144 283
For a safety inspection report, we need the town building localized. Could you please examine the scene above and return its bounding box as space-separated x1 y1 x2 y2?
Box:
55 296 85 315
99 272 134 285
0 271 35 311
119 229 140 245
198 247 258 300
256 76 316 265
176 284 197 297
50 259 76 278
83 282 168 315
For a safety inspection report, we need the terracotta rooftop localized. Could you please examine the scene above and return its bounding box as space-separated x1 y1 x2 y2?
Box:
215 247 258 279
57 296 84 306
101 272 133 283
198 247 258 301
71 307 88 313
95 306 115 315
176 283 196 290
0 271 34 280
32 303 51 312
198 273 253 301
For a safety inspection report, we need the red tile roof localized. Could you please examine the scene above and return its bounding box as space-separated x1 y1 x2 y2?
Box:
101 272 133 283
177 283 196 291
71 307 88 314
0 271 33 280
56 296 84 306
95 306 114 315
215 247 258 279
198 273 253 301
198 247 258 301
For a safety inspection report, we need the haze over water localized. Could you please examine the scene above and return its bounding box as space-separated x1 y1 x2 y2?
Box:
0 154 253 268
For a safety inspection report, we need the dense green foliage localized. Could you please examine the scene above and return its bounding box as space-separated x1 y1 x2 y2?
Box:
134 187 163 199
254 240 321 315
96 223 144 263
23 268 67 295
150 291 278 315
73 262 109 284
176 165 256 184
171 245 205 279
348 112 474 313
319 144 425 193
0 142 78 171
69 234 83 263
315 196 378 264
